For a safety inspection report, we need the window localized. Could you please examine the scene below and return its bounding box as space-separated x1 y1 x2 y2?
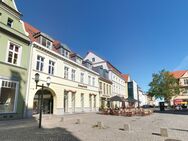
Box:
80 73 84 83
41 37 52 48
92 77 95 86
103 83 105 94
88 76 91 85
92 58 95 62
7 18 13 27
36 55 44 71
71 69 76 81
107 85 109 94
109 86 111 95
48 60 55 75
99 82 102 91
0 80 18 113
64 67 69 79
62 49 69 58
46 40 51 48
77 58 82 64
184 79 188 85
7 42 21 65
183 88 188 95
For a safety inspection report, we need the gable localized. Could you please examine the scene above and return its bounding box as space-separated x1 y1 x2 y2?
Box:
182 71 188 78
2 0 18 12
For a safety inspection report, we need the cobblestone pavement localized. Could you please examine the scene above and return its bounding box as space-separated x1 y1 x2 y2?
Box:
0 111 187 141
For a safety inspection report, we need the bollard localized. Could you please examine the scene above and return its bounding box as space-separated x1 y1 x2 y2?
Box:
97 121 104 129
124 124 130 132
60 117 64 122
76 119 81 124
160 128 168 137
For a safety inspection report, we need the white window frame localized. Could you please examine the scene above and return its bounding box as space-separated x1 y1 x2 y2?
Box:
0 79 19 113
64 66 69 79
80 73 84 83
6 41 22 66
71 69 76 81
36 55 44 71
92 77 95 86
88 76 91 85
48 60 55 75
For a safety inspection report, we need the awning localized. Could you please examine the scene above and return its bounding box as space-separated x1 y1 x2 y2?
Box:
110 95 126 102
125 98 139 103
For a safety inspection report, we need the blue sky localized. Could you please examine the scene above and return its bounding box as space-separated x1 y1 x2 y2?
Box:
17 0 188 92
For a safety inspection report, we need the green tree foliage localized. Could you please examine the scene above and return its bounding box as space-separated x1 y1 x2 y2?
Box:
149 69 180 101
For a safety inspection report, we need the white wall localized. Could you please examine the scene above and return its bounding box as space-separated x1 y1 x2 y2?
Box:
84 52 104 63
26 43 100 117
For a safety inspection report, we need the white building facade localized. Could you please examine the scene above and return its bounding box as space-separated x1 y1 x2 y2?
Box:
25 23 99 117
84 52 126 98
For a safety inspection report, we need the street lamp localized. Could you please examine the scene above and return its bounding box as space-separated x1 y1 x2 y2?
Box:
34 73 51 128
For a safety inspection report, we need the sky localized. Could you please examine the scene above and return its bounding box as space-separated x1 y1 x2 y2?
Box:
16 0 188 92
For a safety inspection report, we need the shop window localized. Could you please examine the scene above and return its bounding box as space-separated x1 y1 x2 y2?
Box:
0 80 18 113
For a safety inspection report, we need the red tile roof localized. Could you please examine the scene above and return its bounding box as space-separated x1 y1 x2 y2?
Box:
24 22 40 42
24 22 60 53
122 74 130 82
170 70 187 79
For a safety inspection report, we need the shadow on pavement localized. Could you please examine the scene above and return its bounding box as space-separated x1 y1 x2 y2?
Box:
170 128 188 132
152 133 161 136
0 118 81 141
154 109 188 115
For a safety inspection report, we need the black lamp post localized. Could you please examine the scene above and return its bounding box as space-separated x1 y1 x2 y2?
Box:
34 73 51 128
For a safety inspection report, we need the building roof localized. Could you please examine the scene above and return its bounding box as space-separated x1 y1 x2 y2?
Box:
106 61 123 79
86 51 124 79
122 74 130 82
24 22 40 42
170 70 187 79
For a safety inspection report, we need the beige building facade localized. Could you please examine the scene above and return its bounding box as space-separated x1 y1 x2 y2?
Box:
24 24 99 117
99 77 112 109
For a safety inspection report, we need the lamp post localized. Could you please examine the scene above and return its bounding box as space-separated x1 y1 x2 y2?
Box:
34 73 51 128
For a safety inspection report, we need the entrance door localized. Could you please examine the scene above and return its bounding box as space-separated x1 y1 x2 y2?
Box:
81 94 84 112
72 93 75 113
33 90 53 115
64 92 68 113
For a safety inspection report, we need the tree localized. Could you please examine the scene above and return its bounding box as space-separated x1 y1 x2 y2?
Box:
148 69 180 102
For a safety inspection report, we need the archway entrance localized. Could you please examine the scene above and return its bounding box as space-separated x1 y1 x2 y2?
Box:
33 89 54 115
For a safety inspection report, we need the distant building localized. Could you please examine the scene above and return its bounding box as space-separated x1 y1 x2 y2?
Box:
93 66 112 108
84 52 127 108
84 52 126 98
170 70 188 106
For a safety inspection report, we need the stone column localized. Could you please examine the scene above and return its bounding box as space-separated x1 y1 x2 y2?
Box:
68 91 72 113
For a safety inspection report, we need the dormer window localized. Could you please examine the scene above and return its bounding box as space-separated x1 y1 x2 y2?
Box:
62 49 70 58
41 37 52 48
77 57 82 64
7 18 13 28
